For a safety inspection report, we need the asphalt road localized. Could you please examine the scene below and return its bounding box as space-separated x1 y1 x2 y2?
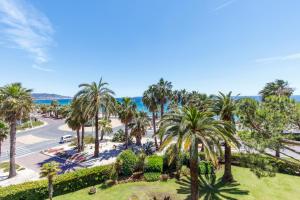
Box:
0 117 124 163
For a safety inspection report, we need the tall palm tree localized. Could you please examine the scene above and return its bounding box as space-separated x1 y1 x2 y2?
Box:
259 79 294 101
72 97 89 151
143 86 159 149
65 114 81 152
159 107 236 200
154 78 173 117
213 92 237 182
0 83 33 178
99 119 113 141
0 120 9 156
40 161 60 200
129 111 150 146
75 78 115 157
101 95 117 120
118 97 136 149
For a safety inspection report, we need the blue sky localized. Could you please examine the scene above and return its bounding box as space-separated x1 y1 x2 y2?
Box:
0 0 300 97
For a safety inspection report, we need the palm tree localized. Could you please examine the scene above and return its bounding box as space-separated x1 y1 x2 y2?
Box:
51 100 59 118
159 107 236 200
0 83 33 178
65 114 81 152
117 97 136 149
154 78 173 117
259 79 294 101
75 78 114 157
40 161 60 200
213 92 236 182
129 111 150 146
0 121 9 156
99 119 113 141
143 86 159 149
72 97 89 151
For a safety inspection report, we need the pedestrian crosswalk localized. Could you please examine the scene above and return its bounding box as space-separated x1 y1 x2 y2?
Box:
0 146 33 162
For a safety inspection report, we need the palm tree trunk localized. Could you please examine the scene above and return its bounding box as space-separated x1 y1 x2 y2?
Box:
190 138 199 200
48 178 53 200
76 128 81 152
152 112 158 150
81 125 85 151
275 146 280 158
160 103 164 118
125 123 129 149
94 112 99 157
136 134 142 146
0 141 2 156
100 130 104 141
222 142 233 182
8 120 17 178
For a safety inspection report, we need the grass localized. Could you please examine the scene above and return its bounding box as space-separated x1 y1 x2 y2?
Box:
0 162 24 173
54 166 300 200
17 120 44 131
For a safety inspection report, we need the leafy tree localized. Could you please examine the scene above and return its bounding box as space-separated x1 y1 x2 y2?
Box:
0 83 33 178
213 92 237 182
237 96 295 158
75 78 114 157
0 121 9 156
159 107 236 200
40 161 60 200
99 118 113 141
143 86 159 149
117 97 136 149
129 111 150 146
259 79 294 101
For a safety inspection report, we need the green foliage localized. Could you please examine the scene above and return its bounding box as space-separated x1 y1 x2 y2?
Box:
117 150 138 176
144 172 161 182
0 165 112 200
112 129 126 142
198 161 214 175
144 155 163 173
222 153 300 177
16 120 44 130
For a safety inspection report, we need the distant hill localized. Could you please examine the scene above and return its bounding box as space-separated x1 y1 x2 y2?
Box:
31 93 72 100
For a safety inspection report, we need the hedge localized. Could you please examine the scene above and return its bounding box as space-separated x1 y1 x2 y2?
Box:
117 150 138 176
144 172 161 182
0 165 112 200
144 155 163 173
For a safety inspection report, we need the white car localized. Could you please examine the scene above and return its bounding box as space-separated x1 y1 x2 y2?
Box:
60 135 73 143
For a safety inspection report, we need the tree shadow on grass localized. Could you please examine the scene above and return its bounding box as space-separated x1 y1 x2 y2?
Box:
176 174 249 200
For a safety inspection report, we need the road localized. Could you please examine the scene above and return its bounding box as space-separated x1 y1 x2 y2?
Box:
0 117 124 163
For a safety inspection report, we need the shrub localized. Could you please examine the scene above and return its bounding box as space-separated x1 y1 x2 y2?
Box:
135 152 146 172
117 150 138 176
145 155 163 173
144 172 161 182
198 161 214 175
112 129 126 142
0 165 112 200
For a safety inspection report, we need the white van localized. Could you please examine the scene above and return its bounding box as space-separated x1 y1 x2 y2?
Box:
60 135 73 143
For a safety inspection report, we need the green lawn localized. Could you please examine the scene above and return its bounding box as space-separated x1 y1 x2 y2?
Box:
0 162 24 172
54 166 300 200
17 120 44 131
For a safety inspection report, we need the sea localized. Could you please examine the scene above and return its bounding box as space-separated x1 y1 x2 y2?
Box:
34 96 300 112
34 97 148 112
